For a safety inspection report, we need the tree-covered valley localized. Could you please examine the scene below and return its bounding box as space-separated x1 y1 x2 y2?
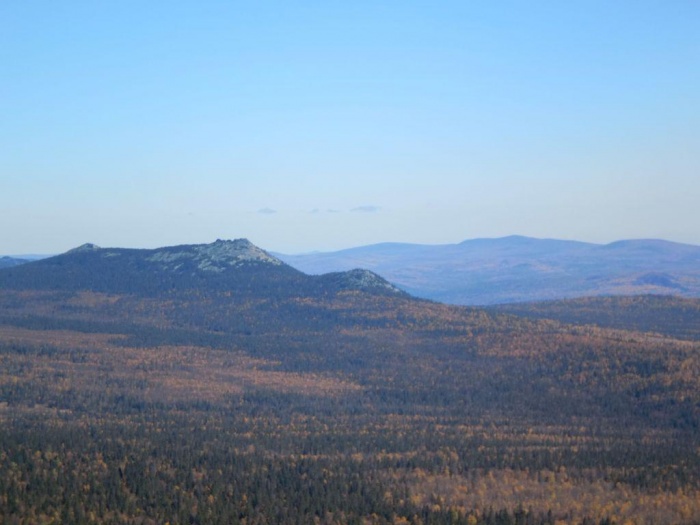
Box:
1 241 699 524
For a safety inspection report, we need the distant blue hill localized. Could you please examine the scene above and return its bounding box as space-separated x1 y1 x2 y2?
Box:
277 236 700 305
0 256 31 269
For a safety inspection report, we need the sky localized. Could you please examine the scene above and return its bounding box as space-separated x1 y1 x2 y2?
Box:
2 1 699 254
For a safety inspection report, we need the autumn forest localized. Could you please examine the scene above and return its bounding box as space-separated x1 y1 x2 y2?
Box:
1 242 699 524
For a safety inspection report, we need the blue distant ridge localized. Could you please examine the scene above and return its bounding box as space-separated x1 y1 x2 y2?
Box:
277 236 700 305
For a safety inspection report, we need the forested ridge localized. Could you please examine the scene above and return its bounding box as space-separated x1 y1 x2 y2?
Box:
490 295 700 341
1 243 699 524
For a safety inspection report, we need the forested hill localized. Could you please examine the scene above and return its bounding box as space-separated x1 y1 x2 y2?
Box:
490 294 700 341
0 239 404 298
0 256 28 269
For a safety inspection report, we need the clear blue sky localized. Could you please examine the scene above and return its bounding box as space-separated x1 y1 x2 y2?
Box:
2 1 699 254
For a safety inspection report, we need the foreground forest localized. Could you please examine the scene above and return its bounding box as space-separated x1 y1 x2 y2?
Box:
1 242 700 524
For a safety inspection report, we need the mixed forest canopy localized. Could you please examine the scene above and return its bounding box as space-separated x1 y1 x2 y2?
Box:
1 240 699 524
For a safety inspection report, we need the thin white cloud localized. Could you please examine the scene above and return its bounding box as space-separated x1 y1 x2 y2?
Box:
351 205 381 213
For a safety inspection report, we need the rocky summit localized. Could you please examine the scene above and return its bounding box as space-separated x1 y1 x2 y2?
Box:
146 239 283 273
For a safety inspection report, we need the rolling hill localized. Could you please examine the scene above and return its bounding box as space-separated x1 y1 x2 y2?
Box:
0 256 29 269
490 294 700 341
277 235 700 305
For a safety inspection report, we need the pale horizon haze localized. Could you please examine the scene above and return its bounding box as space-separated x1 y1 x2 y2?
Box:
2 2 699 255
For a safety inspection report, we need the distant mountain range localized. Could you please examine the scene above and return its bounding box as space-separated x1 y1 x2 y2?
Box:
277 236 700 305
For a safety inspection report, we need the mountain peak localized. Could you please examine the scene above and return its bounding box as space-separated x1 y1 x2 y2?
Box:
147 238 283 273
68 243 101 253
321 268 404 294
194 238 283 270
